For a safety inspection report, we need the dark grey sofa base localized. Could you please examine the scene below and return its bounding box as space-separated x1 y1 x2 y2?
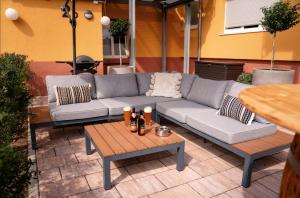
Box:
156 112 290 188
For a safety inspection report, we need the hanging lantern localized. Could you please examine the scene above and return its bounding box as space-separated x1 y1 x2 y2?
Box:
101 16 110 26
5 8 19 21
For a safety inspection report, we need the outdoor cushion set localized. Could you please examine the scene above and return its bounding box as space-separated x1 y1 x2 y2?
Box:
42 72 278 187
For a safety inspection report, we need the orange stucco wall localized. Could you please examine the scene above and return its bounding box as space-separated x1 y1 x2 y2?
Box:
0 0 103 61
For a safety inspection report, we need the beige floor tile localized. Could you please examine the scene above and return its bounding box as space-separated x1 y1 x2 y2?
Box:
60 160 101 179
226 182 278 198
39 168 61 185
85 168 132 190
188 173 238 198
217 153 243 167
189 157 231 177
185 148 216 165
272 151 288 162
159 155 177 169
37 154 78 171
69 187 121 198
155 167 201 188
75 151 101 162
126 160 168 179
257 171 282 194
36 147 56 159
39 176 90 197
213 194 231 198
149 184 201 198
116 175 166 198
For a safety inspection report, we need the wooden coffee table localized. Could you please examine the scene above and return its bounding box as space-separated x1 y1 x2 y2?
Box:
84 121 185 190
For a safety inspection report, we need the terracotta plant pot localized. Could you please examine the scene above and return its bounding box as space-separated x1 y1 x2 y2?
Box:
252 68 295 85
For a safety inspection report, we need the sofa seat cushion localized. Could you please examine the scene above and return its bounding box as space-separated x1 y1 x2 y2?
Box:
99 96 180 116
186 109 277 144
49 100 108 121
156 100 214 123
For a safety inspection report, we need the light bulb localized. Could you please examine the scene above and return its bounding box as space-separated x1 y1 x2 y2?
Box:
5 8 19 21
101 16 110 26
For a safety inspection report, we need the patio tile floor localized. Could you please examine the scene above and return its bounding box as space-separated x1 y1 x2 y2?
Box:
33 114 287 198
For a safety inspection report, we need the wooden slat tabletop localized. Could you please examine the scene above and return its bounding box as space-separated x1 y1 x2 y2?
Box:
85 121 184 157
239 84 300 134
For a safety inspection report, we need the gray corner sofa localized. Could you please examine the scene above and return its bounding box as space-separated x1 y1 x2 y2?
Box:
37 72 283 187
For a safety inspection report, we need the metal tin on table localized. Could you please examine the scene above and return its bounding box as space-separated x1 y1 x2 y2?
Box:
155 126 171 137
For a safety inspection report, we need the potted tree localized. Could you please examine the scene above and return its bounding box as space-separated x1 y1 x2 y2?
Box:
107 18 133 74
252 1 300 85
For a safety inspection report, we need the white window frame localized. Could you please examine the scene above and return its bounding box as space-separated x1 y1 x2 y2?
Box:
222 0 276 35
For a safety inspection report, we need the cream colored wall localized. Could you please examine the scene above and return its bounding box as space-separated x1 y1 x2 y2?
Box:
0 0 103 61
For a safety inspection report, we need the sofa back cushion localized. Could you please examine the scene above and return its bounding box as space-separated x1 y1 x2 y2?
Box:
94 73 139 98
181 74 196 98
136 73 152 95
187 77 228 109
46 73 96 103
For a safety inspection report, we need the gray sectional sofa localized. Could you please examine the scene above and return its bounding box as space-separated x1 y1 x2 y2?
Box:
42 72 281 188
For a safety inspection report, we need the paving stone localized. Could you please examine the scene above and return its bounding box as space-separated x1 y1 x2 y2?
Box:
37 154 78 171
36 147 56 159
136 151 171 162
189 157 231 177
217 153 243 167
257 171 283 194
60 160 101 179
149 184 201 198
159 155 177 169
116 175 166 197
69 187 121 198
226 182 278 198
85 168 132 190
39 168 61 185
185 148 216 165
272 151 288 161
40 177 89 197
155 167 201 188
126 160 168 179
75 151 101 162
188 173 238 198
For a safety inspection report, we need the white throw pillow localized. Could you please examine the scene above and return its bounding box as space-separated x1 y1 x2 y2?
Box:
146 73 182 98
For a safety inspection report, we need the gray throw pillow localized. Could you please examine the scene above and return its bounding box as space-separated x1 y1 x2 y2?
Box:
225 81 270 124
94 73 139 98
181 74 196 98
46 73 96 103
187 77 228 109
136 73 152 95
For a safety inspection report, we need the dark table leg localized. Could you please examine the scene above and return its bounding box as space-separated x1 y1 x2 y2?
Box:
103 157 111 190
85 131 92 155
176 142 185 171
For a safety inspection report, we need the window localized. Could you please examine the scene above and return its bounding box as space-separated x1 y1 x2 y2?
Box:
224 0 278 34
103 26 128 58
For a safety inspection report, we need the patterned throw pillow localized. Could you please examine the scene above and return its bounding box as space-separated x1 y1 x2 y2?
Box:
54 84 92 105
219 94 255 125
146 73 182 98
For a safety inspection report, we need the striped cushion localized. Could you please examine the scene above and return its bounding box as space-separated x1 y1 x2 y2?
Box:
54 84 92 105
219 94 255 125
